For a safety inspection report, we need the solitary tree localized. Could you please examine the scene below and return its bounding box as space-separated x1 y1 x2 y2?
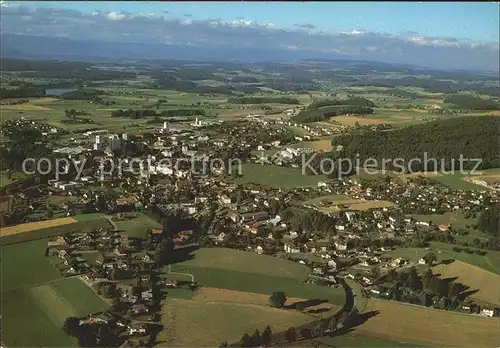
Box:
285 327 297 343
300 328 312 339
370 265 381 281
261 326 272 346
424 252 437 266
328 317 338 331
295 302 307 312
269 291 287 308
251 329 261 347
239 333 251 347
63 317 81 336
313 324 324 337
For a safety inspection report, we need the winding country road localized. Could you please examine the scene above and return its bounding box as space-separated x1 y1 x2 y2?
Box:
104 215 118 231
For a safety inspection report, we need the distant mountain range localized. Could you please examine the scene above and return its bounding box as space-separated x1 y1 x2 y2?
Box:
1 34 357 63
1 34 497 75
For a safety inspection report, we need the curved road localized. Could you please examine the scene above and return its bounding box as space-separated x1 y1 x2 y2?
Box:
104 215 118 231
166 264 195 283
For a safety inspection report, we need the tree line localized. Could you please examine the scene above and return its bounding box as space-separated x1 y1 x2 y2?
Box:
382 265 494 314
228 97 300 105
306 97 375 110
293 106 374 123
293 97 375 123
443 94 499 111
110 108 206 119
477 204 500 250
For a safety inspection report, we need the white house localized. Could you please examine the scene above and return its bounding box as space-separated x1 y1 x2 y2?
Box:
345 212 356 222
218 195 232 205
284 242 300 253
362 277 373 285
129 326 147 335
418 258 426 265
334 241 347 251
481 308 494 317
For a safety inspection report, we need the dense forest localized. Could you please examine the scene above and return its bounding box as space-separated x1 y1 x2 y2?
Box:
313 116 500 174
228 97 300 105
0 87 46 98
155 76 236 95
306 97 375 109
293 98 374 123
477 205 500 238
443 95 499 111
351 78 500 96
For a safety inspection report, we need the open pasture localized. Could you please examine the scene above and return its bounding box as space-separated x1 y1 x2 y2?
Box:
1 278 108 347
159 298 322 347
329 115 385 126
171 264 345 304
398 171 489 191
356 299 500 347
432 260 500 306
383 243 500 274
1 238 62 291
193 287 341 317
303 194 395 212
234 163 330 188
293 333 424 347
171 247 309 279
114 212 162 237
169 247 345 304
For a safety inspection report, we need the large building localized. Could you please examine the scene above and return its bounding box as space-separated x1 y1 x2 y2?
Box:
93 135 103 151
108 134 121 151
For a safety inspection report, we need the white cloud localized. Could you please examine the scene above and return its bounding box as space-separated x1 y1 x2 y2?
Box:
408 36 460 47
105 12 129 21
342 29 367 36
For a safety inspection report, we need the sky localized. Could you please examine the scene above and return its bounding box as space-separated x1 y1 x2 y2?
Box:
1 1 499 71
10 1 500 42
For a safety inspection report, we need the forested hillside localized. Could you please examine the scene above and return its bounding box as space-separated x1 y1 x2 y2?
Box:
305 116 500 175
443 95 499 111
293 97 374 123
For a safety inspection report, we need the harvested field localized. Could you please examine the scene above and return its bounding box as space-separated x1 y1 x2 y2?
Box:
1 217 77 236
30 97 59 104
193 287 340 316
400 171 443 178
159 298 317 347
297 139 332 152
346 200 395 211
357 299 499 347
0 104 52 111
307 198 395 213
329 116 385 126
432 261 500 305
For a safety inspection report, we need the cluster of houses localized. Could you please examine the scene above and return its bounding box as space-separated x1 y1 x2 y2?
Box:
46 227 191 340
